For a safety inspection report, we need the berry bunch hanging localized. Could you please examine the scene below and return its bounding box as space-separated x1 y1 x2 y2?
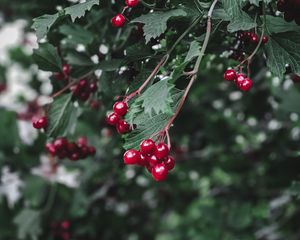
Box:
51 220 72 240
54 64 71 81
124 140 175 181
277 0 300 24
111 0 139 27
106 101 131 134
45 136 96 161
70 78 98 102
224 69 253 91
32 115 48 130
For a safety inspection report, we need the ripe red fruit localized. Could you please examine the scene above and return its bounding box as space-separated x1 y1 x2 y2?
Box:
116 120 131 134
70 153 80 161
111 14 126 28
45 143 56 156
62 64 70 76
148 155 160 167
235 73 246 86
139 154 148 166
79 92 90 101
123 149 141 165
239 78 253 91
113 101 128 116
125 0 139 7
262 36 269 44
54 137 68 151
61 221 70 230
154 143 169 159
106 113 120 126
224 69 237 81
89 82 98 92
32 116 48 129
250 33 259 43
140 139 155 155
89 146 96 156
76 136 87 147
164 156 175 170
152 163 168 181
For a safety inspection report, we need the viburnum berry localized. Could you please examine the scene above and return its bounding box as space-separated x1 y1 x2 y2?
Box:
111 14 126 28
125 0 139 7
32 116 48 129
123 149 141 165
116 120 131 134
224 69 237 81
113 101 128 116
152 163 168 181
155 143 169 159
164 156 175 170
239 78 253 91
106 113 120 126
140 139 155 155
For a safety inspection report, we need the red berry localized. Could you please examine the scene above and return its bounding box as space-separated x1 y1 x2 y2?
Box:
90 100 101 110
111 14 126 28
54 137 68 151
89 82 98 92
116 120 131 134
61 221 70 230
79 146 89 158
123 149 141 165
148 155 160 167
235 73 246 86
250 33 259 43
139 154 148 166
164 156 175 170
224 69 237 81
113 101 128 116
88 146 96 156
79 91 90 101
76 136 88 147
262 36 269 44
32 116 48 129
71 84 82 97
106 113 120 126
140 139 155 155
78 79 88 89
154 143 169 159
67 142 77 154
239 78 253 91
70 153 80 161
62 64 70 76
125 0 139 7
152 163 168 181
45 143 56 156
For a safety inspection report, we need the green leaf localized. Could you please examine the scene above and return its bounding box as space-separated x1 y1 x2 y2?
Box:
65 51 95 66
131 9 187 43
98 59 123 71
23 176 48 208
222 0 257 32
59 25 94 45
65 0 100 22
265 32 300 78
288 181 300 198
184 40 201 63
123 89 183 150
265 15 300 34
212 8 230 21
32 13 59 40
14 209 41 240
32 43 62 72
47 94 77 138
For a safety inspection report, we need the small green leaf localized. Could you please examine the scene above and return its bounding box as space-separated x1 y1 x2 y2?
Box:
65 0 100 22
32 13 60 40
131 9 187 43
184 40 201 63
32 43 62 72
47 94 77 138
265 32 300 78
65 51 95 66
265 15 300 34
14 209 41 240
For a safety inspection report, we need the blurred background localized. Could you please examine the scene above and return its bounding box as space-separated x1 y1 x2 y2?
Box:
0 1 300 240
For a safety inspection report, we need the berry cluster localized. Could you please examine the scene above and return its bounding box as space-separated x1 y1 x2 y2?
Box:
32 115 48 130
70 78 98 102
111 0 139 28
54 64 71 81
224 69 253 92
51 220 71 240
230 31 268 62
277 0 300 25
45 136 96 161
124 140 175 181
106 101 131 134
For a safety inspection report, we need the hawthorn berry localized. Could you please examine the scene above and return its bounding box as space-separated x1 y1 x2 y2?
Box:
262 36 269 44
140 139 155 155
89 146 96 156
250 33 259 43
45 143 56 155
123 149 141 165
89 82 98 92
239 78 253 91
113 101 128 116
155 143 169 159
148 155 160 167
164 156 175 170
235 74 247 86
152 163 168 181
116 120 131 134
32 116 48 129
62 64 70 76
54 137 68 151
125 0 139 7
76 136 87 147
106 113 120 126
224 69 237 81
111 14 126 28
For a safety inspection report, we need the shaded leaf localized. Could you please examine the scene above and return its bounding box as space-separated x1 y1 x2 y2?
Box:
32 13 59 40
65 0 100 22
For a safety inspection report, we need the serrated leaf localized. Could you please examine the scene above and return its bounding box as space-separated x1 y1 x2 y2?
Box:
123 89 183 150
184 40 201 63
65 51 95 66
265 15 300 34
59 24 94 45
139 79 174 116
131 9 187 43
265 32 300 78
212 8 230 21
13 209 41 240
32 43 62 72
222 0 257 32
32 13 59 40
65 0 100 22
47 94 77 138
